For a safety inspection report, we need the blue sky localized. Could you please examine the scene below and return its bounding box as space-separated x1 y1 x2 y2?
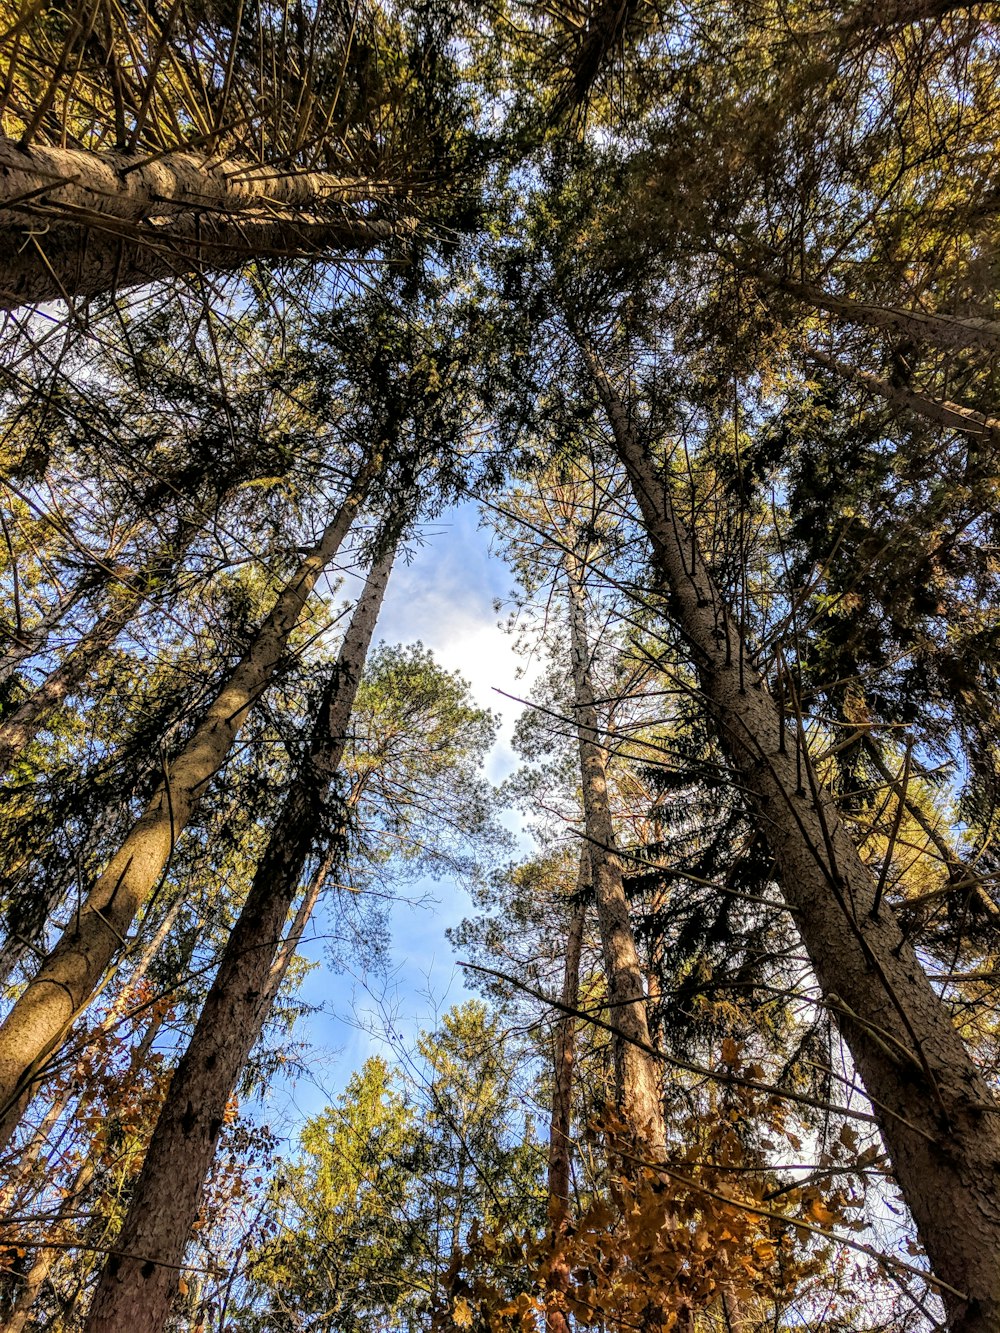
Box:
261 499 534 1138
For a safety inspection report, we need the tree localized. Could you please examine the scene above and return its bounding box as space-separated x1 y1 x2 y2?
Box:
84 533 398 1332
0 0 472 306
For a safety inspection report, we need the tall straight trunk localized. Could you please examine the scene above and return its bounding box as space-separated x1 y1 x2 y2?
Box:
565 547 666 1147
84 541 395 1333
806 347 1000 448
0 140 389 226
548 850 588 1222
0 139 412 308
580 336 1000 1333
775 275 1000 356
0 457 377 1147
546 852 588 1333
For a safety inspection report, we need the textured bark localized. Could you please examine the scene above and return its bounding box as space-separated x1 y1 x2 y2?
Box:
565 548 665 1147
806 347 1000 448
0 138 413 308
581 337 1000 1332
777 276 1000 355
84 544 394 1333
840 0 984 31
0 141 383 226
548 851 588 1222
546 854 587 1333
0 459 376 1146
0 209 410 309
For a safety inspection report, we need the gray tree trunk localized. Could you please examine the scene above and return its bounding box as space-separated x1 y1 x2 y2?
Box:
548 850 588 1222
806 346 1000 448
776 275 1000 355
546 853 587 1333
581 335 1000 1333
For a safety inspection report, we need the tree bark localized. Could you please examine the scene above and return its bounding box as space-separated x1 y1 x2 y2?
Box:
581 335 1000 1332
839 0 985 33
774 275 1000 356
83 542 394 1333
565 547 666 1147
0 456 377 1148
548 850 588 1222
0 139 413 308
546 852 587 1333
806 346 1000 448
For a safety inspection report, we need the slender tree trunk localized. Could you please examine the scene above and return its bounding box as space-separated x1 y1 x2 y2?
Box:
581 336 1000 1333
0 525 200 775
546 852 588 1333
0 894 184 1215
565 547 665 1147
774 275 1000 356
0 576 93 689
0 457 377 1148
4 1156 95 1331
84 541 395 1333
0 139 413 308
548 850 588 1221
806 347 1000 448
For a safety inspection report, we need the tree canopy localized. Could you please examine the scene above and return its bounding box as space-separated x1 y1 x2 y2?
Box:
1 1 1000 1331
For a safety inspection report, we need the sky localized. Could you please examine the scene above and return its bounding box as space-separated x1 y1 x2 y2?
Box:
262 498 538 1139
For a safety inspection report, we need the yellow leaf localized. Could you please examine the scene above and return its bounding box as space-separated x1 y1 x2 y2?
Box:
453 1297 473 1329
807 1198 835 1227
178 1278 189 1297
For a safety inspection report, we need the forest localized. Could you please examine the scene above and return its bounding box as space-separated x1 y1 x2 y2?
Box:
0 0 999 1328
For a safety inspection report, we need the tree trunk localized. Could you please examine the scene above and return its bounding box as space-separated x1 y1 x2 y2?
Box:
774 274 1000 356
581 335 1000 1333
839 0 984 33
0 457 377 1148
546 852 587 1333
548 850 588 1222
0 526 199 775
565 547 666 1147
83 542 394 1333
806 346 1000 448
0 139 413 308
0 893 184 1214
